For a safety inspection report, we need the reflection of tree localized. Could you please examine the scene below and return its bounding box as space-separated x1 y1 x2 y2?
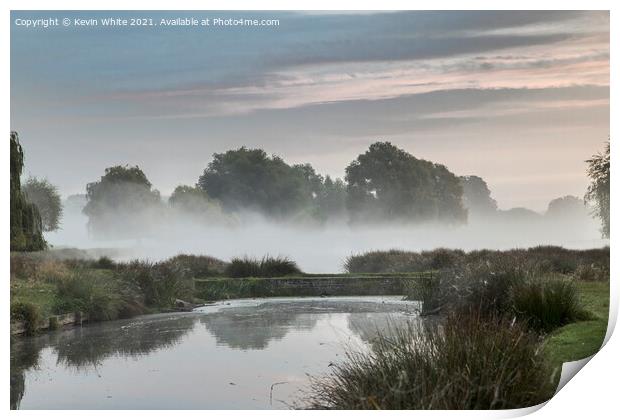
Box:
10 338 42 410
10 314 196 409
52 314 196 369
11 299 420 409
199 299 417 350
199 303 318 350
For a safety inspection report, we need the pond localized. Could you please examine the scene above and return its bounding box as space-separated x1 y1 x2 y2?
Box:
11 296 420 409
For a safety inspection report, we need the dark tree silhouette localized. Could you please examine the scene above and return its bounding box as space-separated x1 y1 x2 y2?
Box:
198 147 320 219
10 132 45 251
345 142 466 223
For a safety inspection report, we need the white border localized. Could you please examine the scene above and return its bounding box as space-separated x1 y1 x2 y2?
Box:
2 2 616 419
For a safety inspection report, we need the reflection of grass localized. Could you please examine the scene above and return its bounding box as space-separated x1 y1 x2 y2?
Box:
544 281 609 367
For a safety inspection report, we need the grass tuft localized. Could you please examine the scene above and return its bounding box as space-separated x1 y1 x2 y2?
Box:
225 255 302 278
307 311 555 409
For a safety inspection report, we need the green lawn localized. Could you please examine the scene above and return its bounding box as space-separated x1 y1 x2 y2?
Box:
544 281 609 367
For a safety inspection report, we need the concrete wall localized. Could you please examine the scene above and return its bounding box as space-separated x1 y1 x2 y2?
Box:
194 275 426 300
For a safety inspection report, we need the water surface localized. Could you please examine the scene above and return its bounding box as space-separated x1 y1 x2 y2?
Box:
11 296 419 409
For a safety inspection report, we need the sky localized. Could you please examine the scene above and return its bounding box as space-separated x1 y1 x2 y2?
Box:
10 10 609 212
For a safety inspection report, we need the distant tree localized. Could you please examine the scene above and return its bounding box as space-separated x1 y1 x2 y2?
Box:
10 132 45 251
23 177 63 232
169 185 224 216
546 195 590 220
198 148 315 218
345 142 466 223
459 175 498 217
497 207 543 223
317 176 347 219
64 194 88 213
83 165 161 238
585 140 610 238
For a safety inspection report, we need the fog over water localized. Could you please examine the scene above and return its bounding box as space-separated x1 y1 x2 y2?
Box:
46 202 607 273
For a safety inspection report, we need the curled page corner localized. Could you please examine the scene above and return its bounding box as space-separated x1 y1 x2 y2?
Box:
554 355 595 396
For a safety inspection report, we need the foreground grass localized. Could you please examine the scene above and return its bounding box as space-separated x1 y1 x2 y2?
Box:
544 281 609 367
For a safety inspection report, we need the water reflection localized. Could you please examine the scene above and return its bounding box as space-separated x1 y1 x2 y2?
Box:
11 297 417 409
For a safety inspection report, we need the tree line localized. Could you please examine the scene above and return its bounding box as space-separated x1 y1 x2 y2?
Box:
9 132 611 247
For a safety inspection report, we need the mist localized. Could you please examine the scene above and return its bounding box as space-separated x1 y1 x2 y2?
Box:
46 198 607 273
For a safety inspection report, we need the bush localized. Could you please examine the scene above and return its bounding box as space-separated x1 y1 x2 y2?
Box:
345 246 609 275
345 249 429 273
226 257 262 278
258 256 301 277
511 275 590 332
118 260 191 308
164 254 227 278
225 256 301 278
11 302 41 335
92 256 116 270
52 270 124 321
412 260 524 319
572 263 609 282
307 312 554 409
408 259 590 333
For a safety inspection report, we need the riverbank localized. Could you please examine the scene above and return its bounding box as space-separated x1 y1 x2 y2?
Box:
10 251 427 335
306 246 610 409
544 281 609 367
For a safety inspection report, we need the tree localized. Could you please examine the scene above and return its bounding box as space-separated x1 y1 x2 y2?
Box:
168 185 228 221
198 147 316 218
23 177 63 232
546 195 590 220
459 175 498 217
345 142 466 223
83 165 161 238
10 132 45 251
317 176 347 220
585 140 610 238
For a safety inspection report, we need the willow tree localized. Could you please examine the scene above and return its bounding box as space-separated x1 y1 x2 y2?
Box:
585 140 610 238
10 131 46 251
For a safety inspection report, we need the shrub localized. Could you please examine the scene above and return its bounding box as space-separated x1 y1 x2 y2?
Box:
258 256 301 277
53 270 124 321
225 256 301 278
572 263 609 282
345 249 430 273
164 254 227 278
10 253 38 280
11 302 41 335
307 312 554 409
118 260 191 308
345 246 609 275
92 256 116 270
226 257 262 278
412 260 525 319
511 275 590 332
